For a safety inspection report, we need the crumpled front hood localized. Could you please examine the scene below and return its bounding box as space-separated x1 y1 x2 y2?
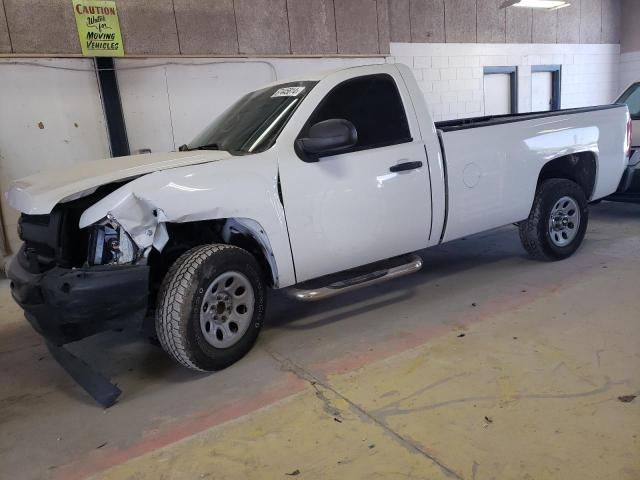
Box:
6 150 233 215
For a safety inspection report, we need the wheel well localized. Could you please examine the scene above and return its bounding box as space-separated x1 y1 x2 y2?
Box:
147 219 277 297
537 152 597 199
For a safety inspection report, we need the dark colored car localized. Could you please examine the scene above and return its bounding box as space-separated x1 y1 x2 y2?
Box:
608 82 640 203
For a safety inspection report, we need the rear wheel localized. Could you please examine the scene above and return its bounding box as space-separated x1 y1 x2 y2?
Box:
155 244 266 371
519 179 588 261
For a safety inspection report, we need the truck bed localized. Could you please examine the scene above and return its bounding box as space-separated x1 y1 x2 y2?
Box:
435 104 624 132
434 103 628 244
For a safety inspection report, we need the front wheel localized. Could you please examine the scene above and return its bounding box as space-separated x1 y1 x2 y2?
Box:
156 244 266 371
519 178 589 261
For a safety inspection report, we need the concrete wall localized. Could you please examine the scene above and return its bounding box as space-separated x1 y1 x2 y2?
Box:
389 0 622 45
390 42 620 121
0 0 391 56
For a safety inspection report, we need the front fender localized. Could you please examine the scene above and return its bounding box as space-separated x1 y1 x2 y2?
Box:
79 152 296 287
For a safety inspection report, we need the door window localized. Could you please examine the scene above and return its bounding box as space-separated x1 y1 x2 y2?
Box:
300 74 412 154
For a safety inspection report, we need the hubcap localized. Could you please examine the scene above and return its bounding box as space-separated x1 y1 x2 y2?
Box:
548 196 580 247
199 271 255 348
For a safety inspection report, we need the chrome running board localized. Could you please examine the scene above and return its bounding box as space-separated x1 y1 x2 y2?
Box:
286 254 423 302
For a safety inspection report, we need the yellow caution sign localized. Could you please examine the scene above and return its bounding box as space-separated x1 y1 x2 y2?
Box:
72 0 124 56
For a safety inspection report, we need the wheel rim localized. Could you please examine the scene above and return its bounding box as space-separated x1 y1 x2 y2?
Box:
199 271 255 348
548 196 580 247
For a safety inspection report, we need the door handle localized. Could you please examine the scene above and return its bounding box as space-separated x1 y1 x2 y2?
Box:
389 161 423 173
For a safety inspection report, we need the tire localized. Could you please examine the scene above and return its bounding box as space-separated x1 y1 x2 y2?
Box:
155 244 266 371
519 178 588 261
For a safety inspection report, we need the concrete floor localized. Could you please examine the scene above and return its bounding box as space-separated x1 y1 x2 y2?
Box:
1 201 639 480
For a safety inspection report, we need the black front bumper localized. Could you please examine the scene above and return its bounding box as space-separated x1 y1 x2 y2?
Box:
7 253 150 345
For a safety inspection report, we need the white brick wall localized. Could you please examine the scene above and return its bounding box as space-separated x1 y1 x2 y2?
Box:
620 52 640 94
388 43 621 122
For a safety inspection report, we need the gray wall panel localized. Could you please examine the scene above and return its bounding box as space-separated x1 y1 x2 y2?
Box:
288 0 337 54
621 0 640 52
335 0 380 54
477 0 506 43
580 0 602 43
0 0 11 53
506 6 532 43
116 0 180 54
557 1 580 43
4 0 80 53
601 0 622 44
444 0 476 43
174 0 238 55
0 0 621 55
389 0 411 42
235 0 290 54
532 10 557 44
410 0 445 43
377 0 391 54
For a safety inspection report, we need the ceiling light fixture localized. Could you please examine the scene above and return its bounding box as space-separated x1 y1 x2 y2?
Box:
500 0 571 10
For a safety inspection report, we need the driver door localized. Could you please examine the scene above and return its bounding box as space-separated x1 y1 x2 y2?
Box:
278 72 432 283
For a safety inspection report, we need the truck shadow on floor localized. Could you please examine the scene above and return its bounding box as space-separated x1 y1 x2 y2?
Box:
266 225 526 332
589 200 640 222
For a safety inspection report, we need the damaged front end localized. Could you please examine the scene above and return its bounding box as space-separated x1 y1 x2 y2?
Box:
7 184 152 407
8 184 151 346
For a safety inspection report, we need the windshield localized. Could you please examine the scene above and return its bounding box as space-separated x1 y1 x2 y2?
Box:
617 82 640 120
187 81 317 154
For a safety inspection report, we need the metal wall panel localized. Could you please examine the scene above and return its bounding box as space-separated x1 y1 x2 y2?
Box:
288 0 337 54
557 0 581 44
444 0 476 43
4 0 80 53
601 0 622 44
0 0 11 53
580 0 602 44
621 0 640 53
410 0 445 43
477 0 506 43
377 0 391 54
174 0 238 55
389 0 411 42
506 6 532 43
532 10 557 44
235 0 291 54
335 0 380 53
116 0 180 54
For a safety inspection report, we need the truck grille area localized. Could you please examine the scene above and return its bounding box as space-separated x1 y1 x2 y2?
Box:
19 206 91 273
17 183 125 273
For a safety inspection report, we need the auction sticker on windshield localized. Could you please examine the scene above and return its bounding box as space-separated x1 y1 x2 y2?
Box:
271 86 306 98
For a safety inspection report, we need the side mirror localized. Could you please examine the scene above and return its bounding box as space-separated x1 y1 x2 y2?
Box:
296 119 358 162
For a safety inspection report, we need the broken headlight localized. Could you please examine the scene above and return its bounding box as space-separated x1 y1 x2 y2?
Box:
88 216 138 266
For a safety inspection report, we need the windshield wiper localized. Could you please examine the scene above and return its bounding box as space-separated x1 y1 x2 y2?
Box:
178 143 221 151
195 143 221 151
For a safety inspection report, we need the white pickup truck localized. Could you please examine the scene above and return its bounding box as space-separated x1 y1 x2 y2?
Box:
7 64 631 386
